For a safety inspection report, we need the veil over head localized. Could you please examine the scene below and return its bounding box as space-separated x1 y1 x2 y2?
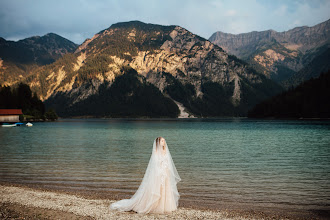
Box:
110 137 181 214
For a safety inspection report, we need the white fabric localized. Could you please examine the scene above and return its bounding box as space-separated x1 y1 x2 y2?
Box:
110 137 181 214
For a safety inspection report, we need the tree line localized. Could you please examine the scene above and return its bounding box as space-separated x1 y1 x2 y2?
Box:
0 83 58 121
248 70 330 118
45 67 179 118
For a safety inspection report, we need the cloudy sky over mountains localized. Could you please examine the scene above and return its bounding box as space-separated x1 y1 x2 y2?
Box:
1 0 329 44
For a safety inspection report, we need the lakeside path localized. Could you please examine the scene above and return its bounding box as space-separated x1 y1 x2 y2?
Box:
0 185 252 220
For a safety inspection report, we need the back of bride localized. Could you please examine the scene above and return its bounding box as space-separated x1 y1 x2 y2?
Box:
110 137 181 214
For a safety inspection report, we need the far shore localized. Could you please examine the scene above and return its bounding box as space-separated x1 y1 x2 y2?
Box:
44 116 330 121
0 182 328 220
54 115 330 120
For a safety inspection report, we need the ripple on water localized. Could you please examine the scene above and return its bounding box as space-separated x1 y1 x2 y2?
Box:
1 118 330 210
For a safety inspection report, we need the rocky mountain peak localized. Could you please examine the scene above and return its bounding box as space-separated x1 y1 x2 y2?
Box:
0 33 78 65
109 20 175 31
0 33 78 87
1 21 283 117
210 19 330 54
209 19 330 85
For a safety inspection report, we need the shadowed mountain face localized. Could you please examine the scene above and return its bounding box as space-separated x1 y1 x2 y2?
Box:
1 21 282 117
283 47 330 88
0 33 78 85
209 19 330 86
248 69 330 119
0 33 78 65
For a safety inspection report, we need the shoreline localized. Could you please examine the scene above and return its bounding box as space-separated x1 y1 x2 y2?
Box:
0 182 328 219
55 117 330 121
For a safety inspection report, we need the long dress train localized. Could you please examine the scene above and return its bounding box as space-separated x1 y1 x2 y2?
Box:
110 137 181 214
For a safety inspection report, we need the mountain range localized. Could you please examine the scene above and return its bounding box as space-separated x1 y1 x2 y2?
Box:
209 19 330 88
248 69 330 119
0 33 77 86
1 19 328 118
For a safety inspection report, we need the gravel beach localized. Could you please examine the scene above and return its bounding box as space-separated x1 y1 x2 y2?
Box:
0 185 250 220
0 183 329 219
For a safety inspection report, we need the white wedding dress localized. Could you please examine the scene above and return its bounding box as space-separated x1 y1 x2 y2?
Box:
110 137 181 214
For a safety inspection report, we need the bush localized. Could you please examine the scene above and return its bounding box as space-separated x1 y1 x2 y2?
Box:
45 109 58 120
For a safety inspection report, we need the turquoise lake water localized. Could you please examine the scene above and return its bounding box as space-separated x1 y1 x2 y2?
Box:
0 118 329 211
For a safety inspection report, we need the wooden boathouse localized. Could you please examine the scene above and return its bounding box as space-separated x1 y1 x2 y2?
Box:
0 109 23 122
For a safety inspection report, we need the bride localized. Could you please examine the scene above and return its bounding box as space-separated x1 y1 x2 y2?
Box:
110 137 181 214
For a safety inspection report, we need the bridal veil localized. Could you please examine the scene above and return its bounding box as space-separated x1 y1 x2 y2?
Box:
110 137 181 214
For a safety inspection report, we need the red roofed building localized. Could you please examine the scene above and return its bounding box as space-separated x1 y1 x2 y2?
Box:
0 109 23 122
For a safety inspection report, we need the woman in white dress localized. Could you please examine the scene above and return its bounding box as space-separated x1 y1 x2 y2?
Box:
110 137 181 214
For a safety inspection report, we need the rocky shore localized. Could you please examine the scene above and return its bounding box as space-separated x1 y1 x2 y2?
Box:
0 183 328 219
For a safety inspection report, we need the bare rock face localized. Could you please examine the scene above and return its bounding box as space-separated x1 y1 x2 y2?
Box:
128 25 258 106
209 19 330 84
123 25 274 112
0 33 78 87
210 19 330 56
3 21 283 117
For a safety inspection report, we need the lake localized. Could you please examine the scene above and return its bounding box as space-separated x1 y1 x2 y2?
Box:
1 118 329 212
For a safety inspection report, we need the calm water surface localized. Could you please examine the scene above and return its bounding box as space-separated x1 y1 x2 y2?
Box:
1 118 329 211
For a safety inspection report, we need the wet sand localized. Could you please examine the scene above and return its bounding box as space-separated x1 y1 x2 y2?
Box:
0 182 329 219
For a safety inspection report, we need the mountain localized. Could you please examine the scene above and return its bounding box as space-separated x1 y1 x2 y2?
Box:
2 21 282 117
283 47 330 88
209 19 330 86
0 33 78 86
0 33 78 65
248 69 330 119
46 67 180 117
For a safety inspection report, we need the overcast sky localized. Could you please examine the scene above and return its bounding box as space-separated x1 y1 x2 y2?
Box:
1 0 330 44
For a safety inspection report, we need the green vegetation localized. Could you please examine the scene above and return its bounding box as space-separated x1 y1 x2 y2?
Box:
44 109 58 120
197 82 236 116
69 21 176 86
0 34 77 65
0 33 77 95
88 21 175 59
46 67 179 118
236 76 281 115
163 72 195 105
242 38 302 85
0 83 58 121
164 72 235 116
228 54 247 66
23 53 78 98
163 72 235 116
0 61 38 85
77 54 113 81
271 65 297 83
2 21 286 118
163 69 282 117
283 48 330 89
248 70 330 118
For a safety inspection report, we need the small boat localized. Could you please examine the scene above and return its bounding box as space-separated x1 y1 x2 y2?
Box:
15 122 24 126
2 123 17 127
26 122 33 127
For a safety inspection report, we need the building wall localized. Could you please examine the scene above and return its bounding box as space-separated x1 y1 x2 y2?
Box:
0 115 19 122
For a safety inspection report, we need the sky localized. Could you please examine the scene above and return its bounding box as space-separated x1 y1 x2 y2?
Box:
1 0 330 44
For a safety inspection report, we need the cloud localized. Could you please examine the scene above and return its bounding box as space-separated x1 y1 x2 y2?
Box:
0 0 329 44
273 5 288 17
225 10 237 17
